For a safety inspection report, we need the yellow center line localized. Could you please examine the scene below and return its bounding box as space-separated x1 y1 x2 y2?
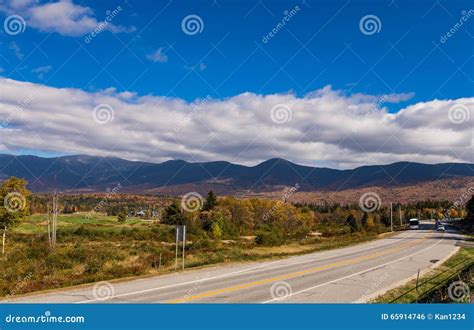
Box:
168 233 431 303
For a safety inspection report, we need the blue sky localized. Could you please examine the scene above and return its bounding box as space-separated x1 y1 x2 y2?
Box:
0 0 472 168
1 0 472 105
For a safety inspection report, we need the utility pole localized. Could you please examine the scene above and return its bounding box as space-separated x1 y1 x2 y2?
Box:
399 205 402 227
48 193 58 248
182 226 186 270
390 202 393 231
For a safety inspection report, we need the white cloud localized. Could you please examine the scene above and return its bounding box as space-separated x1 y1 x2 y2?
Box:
185 62 206 71
0 77 472 169
8 41 23 60
146 47 168 63
31 65 52 79
0 0 135 36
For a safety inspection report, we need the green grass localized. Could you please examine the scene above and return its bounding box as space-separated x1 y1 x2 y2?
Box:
0 212 391 298
372 247 474 303
15 212 155 234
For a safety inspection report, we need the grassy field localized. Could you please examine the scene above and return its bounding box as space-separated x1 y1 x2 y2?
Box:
372 247 474 303
16 212 154 234
0 212 390 299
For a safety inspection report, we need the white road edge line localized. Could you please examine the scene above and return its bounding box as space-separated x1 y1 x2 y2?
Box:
262 232 447 303
76 231 416 303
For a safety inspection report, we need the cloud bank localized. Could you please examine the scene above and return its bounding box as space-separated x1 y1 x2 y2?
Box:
0 77 472 169
0 0 134 36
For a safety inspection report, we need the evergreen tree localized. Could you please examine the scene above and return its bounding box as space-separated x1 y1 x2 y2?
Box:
203 191 218 211
161 201 185 225
345 214 358 232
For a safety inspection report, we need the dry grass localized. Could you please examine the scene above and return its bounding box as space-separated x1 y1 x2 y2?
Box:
372 247 474 303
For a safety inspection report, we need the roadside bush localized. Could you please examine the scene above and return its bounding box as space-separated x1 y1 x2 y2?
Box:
189 238 213 250
150 226 174 242
46 250 75 269
84 258 104 274
255 226 284 246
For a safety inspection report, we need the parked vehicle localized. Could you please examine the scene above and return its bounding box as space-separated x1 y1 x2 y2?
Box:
409 218 420 229
437 224 445 232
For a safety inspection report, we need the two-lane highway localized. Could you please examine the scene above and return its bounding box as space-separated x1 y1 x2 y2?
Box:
4 222 462 303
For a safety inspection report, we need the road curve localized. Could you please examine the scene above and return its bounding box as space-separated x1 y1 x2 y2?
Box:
4 222 462 303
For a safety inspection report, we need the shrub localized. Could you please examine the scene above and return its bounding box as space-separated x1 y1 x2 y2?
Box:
84 258 104 274
255 226 284 246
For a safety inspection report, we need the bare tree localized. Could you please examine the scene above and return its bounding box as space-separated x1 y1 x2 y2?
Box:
47 193 59 248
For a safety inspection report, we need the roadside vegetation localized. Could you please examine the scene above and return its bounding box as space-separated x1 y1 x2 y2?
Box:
0 177 472 298
372 247 473 303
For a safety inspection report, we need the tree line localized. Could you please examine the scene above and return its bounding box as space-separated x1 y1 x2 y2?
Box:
1 177 474 253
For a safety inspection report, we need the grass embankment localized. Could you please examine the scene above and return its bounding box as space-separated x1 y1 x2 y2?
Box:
0 212 387 298
372 247 474 303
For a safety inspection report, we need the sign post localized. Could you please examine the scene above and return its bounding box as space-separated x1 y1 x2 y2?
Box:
175 226 179 271
390 202 393 232
399 205 402 226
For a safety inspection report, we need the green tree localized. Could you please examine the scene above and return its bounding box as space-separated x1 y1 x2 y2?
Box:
203 191 218 211
255 224 284 246
361 212 375 230
161 201 185 225
345 214 359 232
117 209 127 222
0 177 31 255
225 198 254 235
211 222 222 239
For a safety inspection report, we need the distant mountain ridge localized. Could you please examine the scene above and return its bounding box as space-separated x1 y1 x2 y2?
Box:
0 154 473 194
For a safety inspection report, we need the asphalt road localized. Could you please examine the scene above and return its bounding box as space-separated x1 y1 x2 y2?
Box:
4 221 462 303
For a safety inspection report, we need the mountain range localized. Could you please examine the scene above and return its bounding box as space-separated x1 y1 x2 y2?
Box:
0 154 473 196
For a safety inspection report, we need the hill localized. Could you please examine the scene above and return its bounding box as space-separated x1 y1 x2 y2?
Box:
0 154 472 198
